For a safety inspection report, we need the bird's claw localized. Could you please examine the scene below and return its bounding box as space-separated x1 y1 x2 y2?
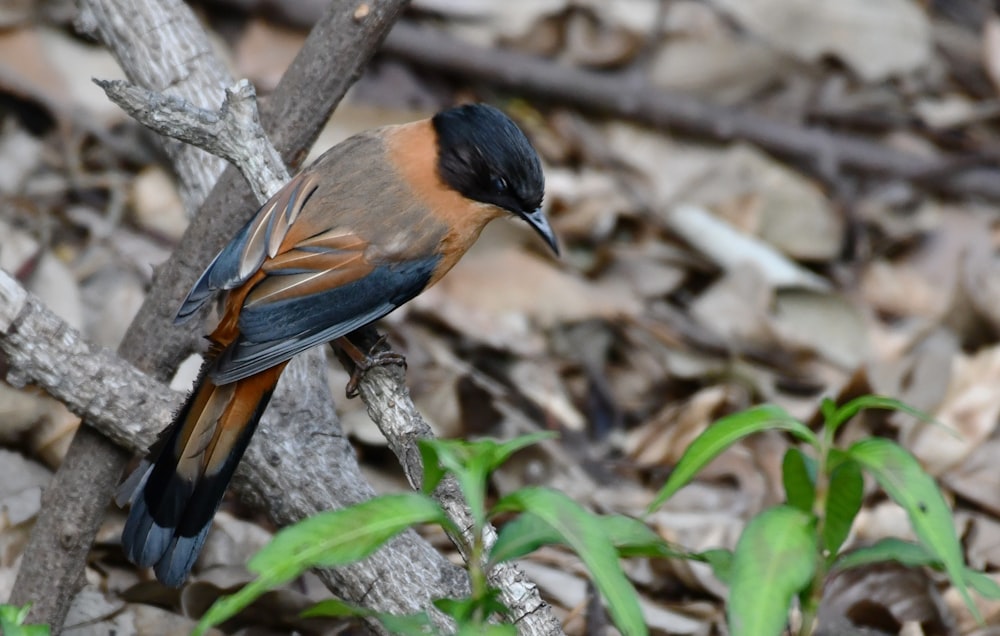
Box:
344 336 407 398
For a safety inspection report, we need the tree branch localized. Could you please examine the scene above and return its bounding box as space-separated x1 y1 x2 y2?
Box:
8 1 563 633
0 269 467 633
381 22 1000 201
96 64 562 635
8 0 463 632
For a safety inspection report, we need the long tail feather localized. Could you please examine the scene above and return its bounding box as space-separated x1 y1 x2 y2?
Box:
120 362 284 586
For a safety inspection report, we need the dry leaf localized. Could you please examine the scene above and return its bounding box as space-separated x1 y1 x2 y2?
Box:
561 9 643 68
64 587 132 635
862 206 993 320
414 225 640 355
818 562 954 635
197 511 273 576
901 344 1000 476
603 121 723 206
508 359 584 431
678 145 844 262
543 167 631 243
0 220 83 330
943 439 1000 517
0 449 51 528
130 167 188 241
625 385 731 467
689 265 776 347
650 29 786 104
234 18 306 92
983 16 1000 95
35 26 127 122
0 28 71 113
0 126 44 195
770 290 868 370
713 0 931 82
665 204 830 290
81 268 147 348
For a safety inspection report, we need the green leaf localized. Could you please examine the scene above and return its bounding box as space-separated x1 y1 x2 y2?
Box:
434 593 507 624
649 405 819 512
820 398 837 423
303 600 434 634
0 604 49 636
696 548 733 584
495 488 647 636
419 440 489 529
490 512 681 564
420 433 554 529
301 599 361 618
966 571 1000 600
490 513 557 563
728 506 817 636
822 460 863 558
487 432 557 467
419 441 448 495
833 537 933 571
599 514 685 559
441 592 483 619
782 448 816 513
847 439 980 622
826 395 943 440
833 538 1000 601
195 494 447 635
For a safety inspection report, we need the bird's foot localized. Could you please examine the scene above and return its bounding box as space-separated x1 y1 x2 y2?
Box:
337 335 407 398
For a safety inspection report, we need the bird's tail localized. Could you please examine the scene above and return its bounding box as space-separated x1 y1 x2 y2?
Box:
118 362 286 586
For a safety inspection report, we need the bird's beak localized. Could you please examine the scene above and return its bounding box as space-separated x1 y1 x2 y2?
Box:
518 207 560 256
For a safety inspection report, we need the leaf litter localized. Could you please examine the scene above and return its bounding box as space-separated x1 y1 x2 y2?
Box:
3 0 1000 633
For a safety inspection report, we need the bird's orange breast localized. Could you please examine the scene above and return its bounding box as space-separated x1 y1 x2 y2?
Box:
384 120 505 287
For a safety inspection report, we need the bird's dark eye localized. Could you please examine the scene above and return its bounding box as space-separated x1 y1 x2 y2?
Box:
492 176 508 193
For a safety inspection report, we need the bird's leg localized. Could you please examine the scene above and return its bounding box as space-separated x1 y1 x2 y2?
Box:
334 334 407 398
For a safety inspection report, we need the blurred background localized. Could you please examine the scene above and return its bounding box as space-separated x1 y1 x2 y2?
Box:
2 0 1000 633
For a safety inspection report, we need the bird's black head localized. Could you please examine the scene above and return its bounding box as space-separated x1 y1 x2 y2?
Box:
433 103 557 254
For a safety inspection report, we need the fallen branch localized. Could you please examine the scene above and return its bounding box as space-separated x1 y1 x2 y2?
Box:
381 22 1000 201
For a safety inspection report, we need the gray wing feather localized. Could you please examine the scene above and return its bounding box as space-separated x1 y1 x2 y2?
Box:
173 174 319 324
209 256 440 384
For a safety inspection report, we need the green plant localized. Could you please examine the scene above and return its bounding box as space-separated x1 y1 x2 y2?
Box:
647 396 1000 635
194 432 661 635
193 394 989 636
0 604 49 636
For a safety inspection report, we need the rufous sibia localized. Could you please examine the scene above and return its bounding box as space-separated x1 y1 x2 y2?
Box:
118 103 559 586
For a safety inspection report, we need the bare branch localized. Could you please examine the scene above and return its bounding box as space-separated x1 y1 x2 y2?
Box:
9 2 563 633
382 22 1000 201
101 69 563 634
0 268 467 633
95 79 287 202
7 0 477 632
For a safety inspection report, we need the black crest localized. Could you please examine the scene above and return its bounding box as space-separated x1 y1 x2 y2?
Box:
432 104 544 214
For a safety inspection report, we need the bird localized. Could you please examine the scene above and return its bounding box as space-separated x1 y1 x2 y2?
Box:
117 103 559 586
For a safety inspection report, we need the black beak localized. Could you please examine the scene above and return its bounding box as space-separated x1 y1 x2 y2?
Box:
518 207 559 256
